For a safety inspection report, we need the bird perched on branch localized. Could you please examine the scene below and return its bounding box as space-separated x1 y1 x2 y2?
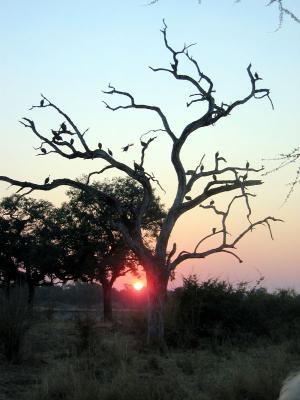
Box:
210 200 214 205
213 175 217 181
254 72 262 80
212 227 216 234
107 148 113 156
122 143 134 152
70 138 74 145
215 151 227 164
44 175 50 185
60 122 67 132
246 161 250 170
41 148 47 154
98 142 102 150
40 99 44 107
52 130 62 141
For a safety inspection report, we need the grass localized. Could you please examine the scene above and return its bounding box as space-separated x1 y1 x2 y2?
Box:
0 307 299 399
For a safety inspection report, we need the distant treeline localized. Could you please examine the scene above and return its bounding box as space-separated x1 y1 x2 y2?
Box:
33 277 300 348
34 282 148 310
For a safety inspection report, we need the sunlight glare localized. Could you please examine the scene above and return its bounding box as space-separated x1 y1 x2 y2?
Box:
133 281 144 291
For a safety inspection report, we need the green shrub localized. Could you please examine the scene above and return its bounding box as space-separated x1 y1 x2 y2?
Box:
165 275 300 347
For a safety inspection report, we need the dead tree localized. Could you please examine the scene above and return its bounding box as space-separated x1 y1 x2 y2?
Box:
0 22 281 347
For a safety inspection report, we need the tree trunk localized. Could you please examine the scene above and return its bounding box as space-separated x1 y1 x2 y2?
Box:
146 269 169 349
102 282 113 322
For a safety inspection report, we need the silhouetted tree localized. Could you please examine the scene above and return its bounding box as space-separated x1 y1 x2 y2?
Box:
51 177 164 321
0 24 280 346
0 196 56 303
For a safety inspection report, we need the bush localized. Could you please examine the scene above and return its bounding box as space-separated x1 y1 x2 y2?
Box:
165 275 300 347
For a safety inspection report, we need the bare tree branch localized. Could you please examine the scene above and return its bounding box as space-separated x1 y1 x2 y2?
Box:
102 84 176 142
170 215 282 270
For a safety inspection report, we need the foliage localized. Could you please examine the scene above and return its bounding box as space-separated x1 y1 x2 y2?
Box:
0 196 57 302
166 275 300 347
49 177 165 286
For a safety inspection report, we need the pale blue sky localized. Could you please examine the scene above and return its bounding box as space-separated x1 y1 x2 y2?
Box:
0 0 299 289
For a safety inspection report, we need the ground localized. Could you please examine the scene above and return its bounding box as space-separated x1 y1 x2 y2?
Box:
0 307 299 400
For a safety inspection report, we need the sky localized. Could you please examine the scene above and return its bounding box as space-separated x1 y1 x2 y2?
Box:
0 0 300 291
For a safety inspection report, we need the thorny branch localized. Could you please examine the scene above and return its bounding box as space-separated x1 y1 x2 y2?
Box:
148 0 300 30
263 147 300 204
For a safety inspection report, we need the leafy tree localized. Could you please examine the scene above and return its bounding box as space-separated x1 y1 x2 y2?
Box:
0 24 280 346
0 196 56 303
51 177 164 321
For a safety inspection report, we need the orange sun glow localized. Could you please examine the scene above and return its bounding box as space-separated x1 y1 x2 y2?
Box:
133 281 144 291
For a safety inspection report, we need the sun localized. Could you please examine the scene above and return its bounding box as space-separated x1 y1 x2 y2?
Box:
133 281 144 291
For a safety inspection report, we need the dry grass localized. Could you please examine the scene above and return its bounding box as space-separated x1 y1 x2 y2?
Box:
0 309 299 400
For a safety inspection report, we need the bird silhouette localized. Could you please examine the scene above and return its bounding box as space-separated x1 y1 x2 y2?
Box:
52 131 62 141
210 200 214 205
107 148 113 156
254 72 262 80
98 143 102 150
44 175 50 185
185 196 192 201
122 144 134 152
242 173 248 181
40 99 44 107
213 174 217 181
246 161 250 169
212 228 216 234
41 148 47 154
200 165 204 172
60 122 67 132
70 138 74 145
